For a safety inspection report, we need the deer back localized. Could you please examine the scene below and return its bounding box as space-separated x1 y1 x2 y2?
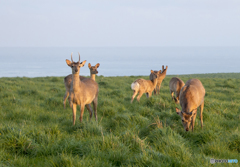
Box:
134 79 155 93
169 77 185 93
80 78 99 104
64 74 72 92
179 79 205 113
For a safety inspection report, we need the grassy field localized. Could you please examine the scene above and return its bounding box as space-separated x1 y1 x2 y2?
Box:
0 73 239 166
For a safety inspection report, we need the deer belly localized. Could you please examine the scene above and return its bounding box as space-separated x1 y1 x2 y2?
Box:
71 94 95 105
85 95 95 104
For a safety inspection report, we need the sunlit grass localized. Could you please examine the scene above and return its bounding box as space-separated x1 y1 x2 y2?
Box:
0 73 239 166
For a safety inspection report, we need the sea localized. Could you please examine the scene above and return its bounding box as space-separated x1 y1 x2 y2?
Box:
0 47 239 78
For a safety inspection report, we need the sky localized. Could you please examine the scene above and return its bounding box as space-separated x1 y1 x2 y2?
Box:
0 0 240 47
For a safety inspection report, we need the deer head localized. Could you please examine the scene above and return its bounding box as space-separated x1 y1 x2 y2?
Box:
176 108 197 131
66 53 86 75
150 70 161 80
88 63 100 75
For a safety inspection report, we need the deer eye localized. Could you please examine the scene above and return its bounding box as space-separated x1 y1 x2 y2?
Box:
182 120 184 122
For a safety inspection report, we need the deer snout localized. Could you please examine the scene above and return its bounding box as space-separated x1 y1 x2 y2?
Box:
185 128 189 132
75 69 78 72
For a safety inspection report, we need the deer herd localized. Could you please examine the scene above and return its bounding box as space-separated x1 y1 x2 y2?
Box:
64 53 206 132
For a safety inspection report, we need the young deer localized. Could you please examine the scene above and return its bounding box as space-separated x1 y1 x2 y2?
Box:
131 70 161 103
176 79 205 132
66 53 99 125
149 65 168 95
169 77 185 104
63 63 100 109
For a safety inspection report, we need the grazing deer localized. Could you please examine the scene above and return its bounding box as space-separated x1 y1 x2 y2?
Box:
66 53 99 125
149 65 168 95
176 79 205 132
169 77 185 104
131 70 161 103
63 63 100 109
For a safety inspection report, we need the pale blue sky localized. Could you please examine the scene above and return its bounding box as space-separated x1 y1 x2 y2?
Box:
0 0 240 47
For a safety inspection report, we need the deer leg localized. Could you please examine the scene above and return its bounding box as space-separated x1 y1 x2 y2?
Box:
69 97 73 109
63 91 69 109
131 90 138 103
154 88 157 95
93 98 98 121
80 104 85 123
175 91 179 102
175 91 179 99
170 91 174 100
157 82 162 95
173 91 178 103
72 103 77 125
137 91 144 102
191 113 197 132
174 97 178 104
146 93 149 98
175 91 180 103
85 104 93 121
148 92 152 98
200 102 204 129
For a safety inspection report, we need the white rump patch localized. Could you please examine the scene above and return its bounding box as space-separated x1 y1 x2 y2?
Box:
131 82 139 90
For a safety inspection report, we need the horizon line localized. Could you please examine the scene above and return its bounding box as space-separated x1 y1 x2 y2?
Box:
1 46 240 48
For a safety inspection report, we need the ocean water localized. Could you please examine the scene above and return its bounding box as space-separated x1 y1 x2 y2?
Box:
0 47 239 78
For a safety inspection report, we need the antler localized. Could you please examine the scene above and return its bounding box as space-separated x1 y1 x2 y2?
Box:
71 52 73 62
78 52 80 62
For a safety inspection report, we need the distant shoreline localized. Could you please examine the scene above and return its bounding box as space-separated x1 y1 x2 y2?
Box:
1 72 240 79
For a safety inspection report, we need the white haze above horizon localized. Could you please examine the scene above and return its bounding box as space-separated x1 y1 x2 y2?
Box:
0 0 240 47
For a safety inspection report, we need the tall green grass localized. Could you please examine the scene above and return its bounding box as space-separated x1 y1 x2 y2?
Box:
0 73 239 166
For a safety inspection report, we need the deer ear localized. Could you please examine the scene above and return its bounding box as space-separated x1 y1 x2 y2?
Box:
88 63 91 68
81 60 87 67
66 59 72 66
176 107 181 115
96 63 100 68
151 70 154 73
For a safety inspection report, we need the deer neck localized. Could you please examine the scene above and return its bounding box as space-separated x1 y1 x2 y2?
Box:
90 73 96 81
72 73 82 91
152 78 158 87
161 70 167 75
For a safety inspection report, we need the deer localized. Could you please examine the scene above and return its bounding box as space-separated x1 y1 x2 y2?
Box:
63 62 100 109
175 79 205 132
66 53 99 125
149 65 168 95
169 77 185 104
131 70 161 103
